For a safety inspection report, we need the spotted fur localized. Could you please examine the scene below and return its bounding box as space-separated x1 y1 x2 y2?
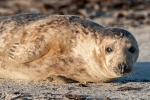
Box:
0 13 139 83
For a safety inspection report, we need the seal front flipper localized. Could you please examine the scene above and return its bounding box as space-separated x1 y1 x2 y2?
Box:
9 35 51 63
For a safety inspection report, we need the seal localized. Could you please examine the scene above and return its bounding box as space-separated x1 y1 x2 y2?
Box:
0 13 139 83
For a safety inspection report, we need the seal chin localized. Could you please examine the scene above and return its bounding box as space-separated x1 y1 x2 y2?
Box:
114 68 132 77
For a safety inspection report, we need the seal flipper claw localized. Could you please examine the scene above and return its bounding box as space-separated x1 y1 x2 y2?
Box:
9 36 50 63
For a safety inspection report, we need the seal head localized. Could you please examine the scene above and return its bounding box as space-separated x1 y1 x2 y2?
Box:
99 28 139 78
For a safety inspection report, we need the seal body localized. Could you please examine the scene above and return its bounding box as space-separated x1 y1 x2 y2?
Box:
0 13 139 83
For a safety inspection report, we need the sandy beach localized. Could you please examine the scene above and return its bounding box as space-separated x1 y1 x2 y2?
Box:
0 19 149 100
0 0 150 100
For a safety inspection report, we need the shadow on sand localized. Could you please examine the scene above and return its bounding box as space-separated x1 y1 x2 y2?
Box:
114 62 150 82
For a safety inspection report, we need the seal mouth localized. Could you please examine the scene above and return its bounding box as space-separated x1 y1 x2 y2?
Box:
118 69 132 76
118 62 132 74
117 67 132 76
111 65 132 77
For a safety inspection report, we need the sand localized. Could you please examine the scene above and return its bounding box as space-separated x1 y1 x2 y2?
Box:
0 19 150 100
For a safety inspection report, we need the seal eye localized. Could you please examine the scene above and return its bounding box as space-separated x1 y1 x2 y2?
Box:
106 47 113 53
128 46 135 53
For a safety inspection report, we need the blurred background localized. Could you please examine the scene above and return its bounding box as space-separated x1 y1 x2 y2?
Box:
0 1 150 99
0 0 150 28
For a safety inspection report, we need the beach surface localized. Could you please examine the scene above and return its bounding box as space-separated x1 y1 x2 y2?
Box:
0 0 150 99
0 20 149 100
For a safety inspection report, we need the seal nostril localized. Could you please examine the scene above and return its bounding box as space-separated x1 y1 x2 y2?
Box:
118 63 122 70
118 63 123 73
118 63 129 74
123 63 127 70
